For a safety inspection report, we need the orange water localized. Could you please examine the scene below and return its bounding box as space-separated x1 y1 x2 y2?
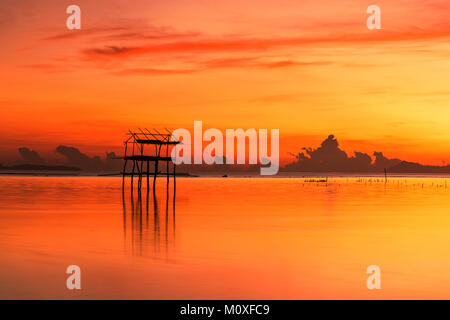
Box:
0 176 449 299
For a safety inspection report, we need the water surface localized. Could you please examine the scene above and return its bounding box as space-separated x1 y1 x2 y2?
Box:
0 176 449 299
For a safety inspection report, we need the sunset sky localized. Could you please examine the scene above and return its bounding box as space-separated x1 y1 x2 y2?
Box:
1 0 450 165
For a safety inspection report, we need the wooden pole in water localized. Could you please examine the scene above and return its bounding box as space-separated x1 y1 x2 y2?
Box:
164 128 177 197
173 150 176 195
384 168 387 183
146 160 150 192
153 145 162 194
166 144 169 189
138 144 144 189
130 138 136 192
122 142 128 190
131 160 135 193
136 161 141 191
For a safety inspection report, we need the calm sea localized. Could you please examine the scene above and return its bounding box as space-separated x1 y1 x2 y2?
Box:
0 175 449 299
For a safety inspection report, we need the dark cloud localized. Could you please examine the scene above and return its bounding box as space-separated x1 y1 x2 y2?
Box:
284 135 400 172
55 146 102 171
54 148 122 172
82 28 450 61
18 147 44 164
104 152 122 171
372 151 401 171
84 46 135 56
42 26 128 41
9 146 121 173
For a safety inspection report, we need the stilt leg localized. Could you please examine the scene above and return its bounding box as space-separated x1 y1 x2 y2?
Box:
147 160 150 193
131 160 135 194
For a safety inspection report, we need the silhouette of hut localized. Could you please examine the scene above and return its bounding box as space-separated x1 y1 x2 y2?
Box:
121 129 180 193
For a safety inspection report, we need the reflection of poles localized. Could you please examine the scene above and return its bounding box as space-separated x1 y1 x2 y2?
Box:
173 191 176 241
122 187 126 243
130 183 135 253
146 166 149 229
153 191 160 254
133 187 146 256
138 187 143 256
165 181 169 253
122 179 176 257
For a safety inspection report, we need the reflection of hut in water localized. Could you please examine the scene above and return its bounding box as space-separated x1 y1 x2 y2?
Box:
122 185 176 258
121 128 181 194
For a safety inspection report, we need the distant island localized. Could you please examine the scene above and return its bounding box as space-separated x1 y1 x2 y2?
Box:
0 164 80 172
388 161 450 174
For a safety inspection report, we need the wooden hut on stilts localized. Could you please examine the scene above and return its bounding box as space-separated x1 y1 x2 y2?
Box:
121 128 180 194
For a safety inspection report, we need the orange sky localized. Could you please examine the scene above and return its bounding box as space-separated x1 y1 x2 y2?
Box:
1 0 450 165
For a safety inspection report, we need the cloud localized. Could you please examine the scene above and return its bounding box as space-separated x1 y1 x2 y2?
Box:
82 27 450 61
284 135 401 172
201 57 332 69
43 25 200 43
114 67 197 76
372 152 402 171
54 146 123 172
55 145 102 171
113 57 332 76
104 152 122 171
85 45 135 56
82 37 316 59
18 147 44 164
